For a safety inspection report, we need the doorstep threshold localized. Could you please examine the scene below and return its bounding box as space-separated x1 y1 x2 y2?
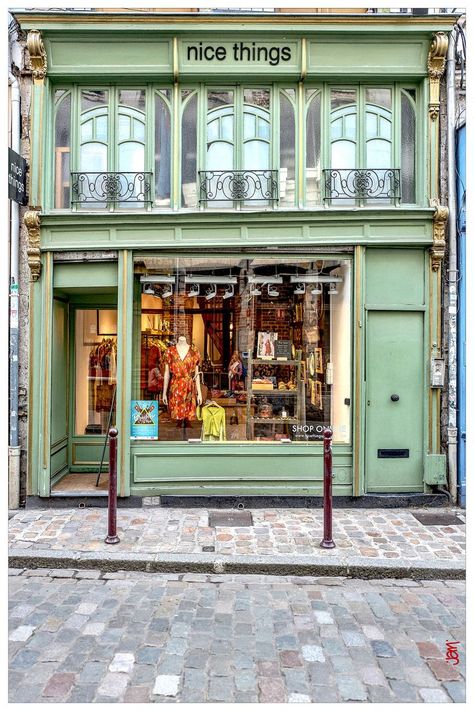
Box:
50 491 108 497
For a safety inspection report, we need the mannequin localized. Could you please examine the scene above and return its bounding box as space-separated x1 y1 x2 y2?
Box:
163 336 202 437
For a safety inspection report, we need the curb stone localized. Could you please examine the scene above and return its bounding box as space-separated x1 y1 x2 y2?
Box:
8 548 465 580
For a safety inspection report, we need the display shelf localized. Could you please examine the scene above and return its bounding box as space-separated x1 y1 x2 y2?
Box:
246 354 306 440
251 389 298 396
251 359 300 365
251 417 298 424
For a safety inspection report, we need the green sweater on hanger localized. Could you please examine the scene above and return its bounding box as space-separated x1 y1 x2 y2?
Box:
197 403 227 441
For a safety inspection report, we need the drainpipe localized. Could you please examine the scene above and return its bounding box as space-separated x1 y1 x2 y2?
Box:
9 32 21 509
446 33 458 505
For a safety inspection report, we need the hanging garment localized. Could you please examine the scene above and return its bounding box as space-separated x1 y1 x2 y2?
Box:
164 344 201 421
197 403 227 442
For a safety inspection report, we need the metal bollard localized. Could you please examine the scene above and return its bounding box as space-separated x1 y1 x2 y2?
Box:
320 428 336 549
105 427 120 544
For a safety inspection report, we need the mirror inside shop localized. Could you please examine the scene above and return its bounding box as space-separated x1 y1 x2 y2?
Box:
134 257 351 443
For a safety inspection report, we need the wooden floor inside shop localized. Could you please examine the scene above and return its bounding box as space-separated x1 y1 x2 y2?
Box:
52 472 109 494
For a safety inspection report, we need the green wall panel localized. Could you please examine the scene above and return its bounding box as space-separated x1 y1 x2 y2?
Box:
132 445 352 486
47 37 172 75
54 262 118 289
43 229 113 248
365 248 425 306
308 39 428 76
50 445 68 479
51 300 68 446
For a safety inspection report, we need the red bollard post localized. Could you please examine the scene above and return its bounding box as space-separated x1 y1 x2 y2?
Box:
105 427 120 544
320 427 336 549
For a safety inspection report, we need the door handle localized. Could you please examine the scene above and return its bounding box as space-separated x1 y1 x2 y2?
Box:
390 394 400 402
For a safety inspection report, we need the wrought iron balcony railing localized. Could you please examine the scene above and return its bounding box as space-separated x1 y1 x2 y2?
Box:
71 172 152 205
323 168 401 203
199 169 279 203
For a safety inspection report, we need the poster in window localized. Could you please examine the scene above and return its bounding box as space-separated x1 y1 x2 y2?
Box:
131 400 159 440
256 331 278 359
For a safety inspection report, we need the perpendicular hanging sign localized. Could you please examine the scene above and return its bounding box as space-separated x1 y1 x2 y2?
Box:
8 148 27 205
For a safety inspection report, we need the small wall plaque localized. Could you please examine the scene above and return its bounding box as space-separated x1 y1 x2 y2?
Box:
431 357 445 388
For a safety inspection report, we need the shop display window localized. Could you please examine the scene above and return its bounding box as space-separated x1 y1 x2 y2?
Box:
133 257 351 444
75 309 117 436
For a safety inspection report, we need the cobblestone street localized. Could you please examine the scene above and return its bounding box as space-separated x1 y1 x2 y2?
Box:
8 570 465 703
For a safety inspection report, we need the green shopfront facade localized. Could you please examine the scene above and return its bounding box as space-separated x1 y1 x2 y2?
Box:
18 11 454 500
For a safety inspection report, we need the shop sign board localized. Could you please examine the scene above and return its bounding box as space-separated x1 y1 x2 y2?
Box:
179 39 300 74
131 400 159 440
8 148 27 205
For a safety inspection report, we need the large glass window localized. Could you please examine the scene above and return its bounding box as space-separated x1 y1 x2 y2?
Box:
279 89 296 206
305 84 416 205
133 256 352 444
202 87 273 207
53 90 71 208
181 90 198 207
74 309 117 435
306 89 321 205
155 90 171 207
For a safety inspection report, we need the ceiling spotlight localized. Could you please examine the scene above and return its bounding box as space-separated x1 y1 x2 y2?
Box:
143 283 155 295
161 284 173 299
294 282 306 295
250 285 261 296
267 283 279 297
328 282 338 295
205 284 217 301
223 284 234 300
187 283 200 297
311 284 322 295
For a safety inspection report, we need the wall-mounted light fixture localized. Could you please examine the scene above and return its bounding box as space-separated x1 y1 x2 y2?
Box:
187 283 200 297
140 275 175 298
267 283 280 297
143 283 155 295
205 284 217 301
223 284 235 299
248 275 283 284
293 282 306 295
289 275 343 285
328 282 339 295
184 275 238 285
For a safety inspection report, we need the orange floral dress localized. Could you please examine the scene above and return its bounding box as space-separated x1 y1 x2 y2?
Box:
164 345 200 421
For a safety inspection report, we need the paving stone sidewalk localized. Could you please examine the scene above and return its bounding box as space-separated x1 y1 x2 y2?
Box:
8 570 465 703
9 506 465 564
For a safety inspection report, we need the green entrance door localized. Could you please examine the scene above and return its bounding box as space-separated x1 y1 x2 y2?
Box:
366 310 424 492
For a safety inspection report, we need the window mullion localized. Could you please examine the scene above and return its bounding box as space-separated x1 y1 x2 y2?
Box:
235 85 242 172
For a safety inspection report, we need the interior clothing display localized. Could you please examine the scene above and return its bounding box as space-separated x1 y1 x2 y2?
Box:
163 344 201 421
197 402 227 441
141 335 169 390
88 338 117 413
148 367 164 394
